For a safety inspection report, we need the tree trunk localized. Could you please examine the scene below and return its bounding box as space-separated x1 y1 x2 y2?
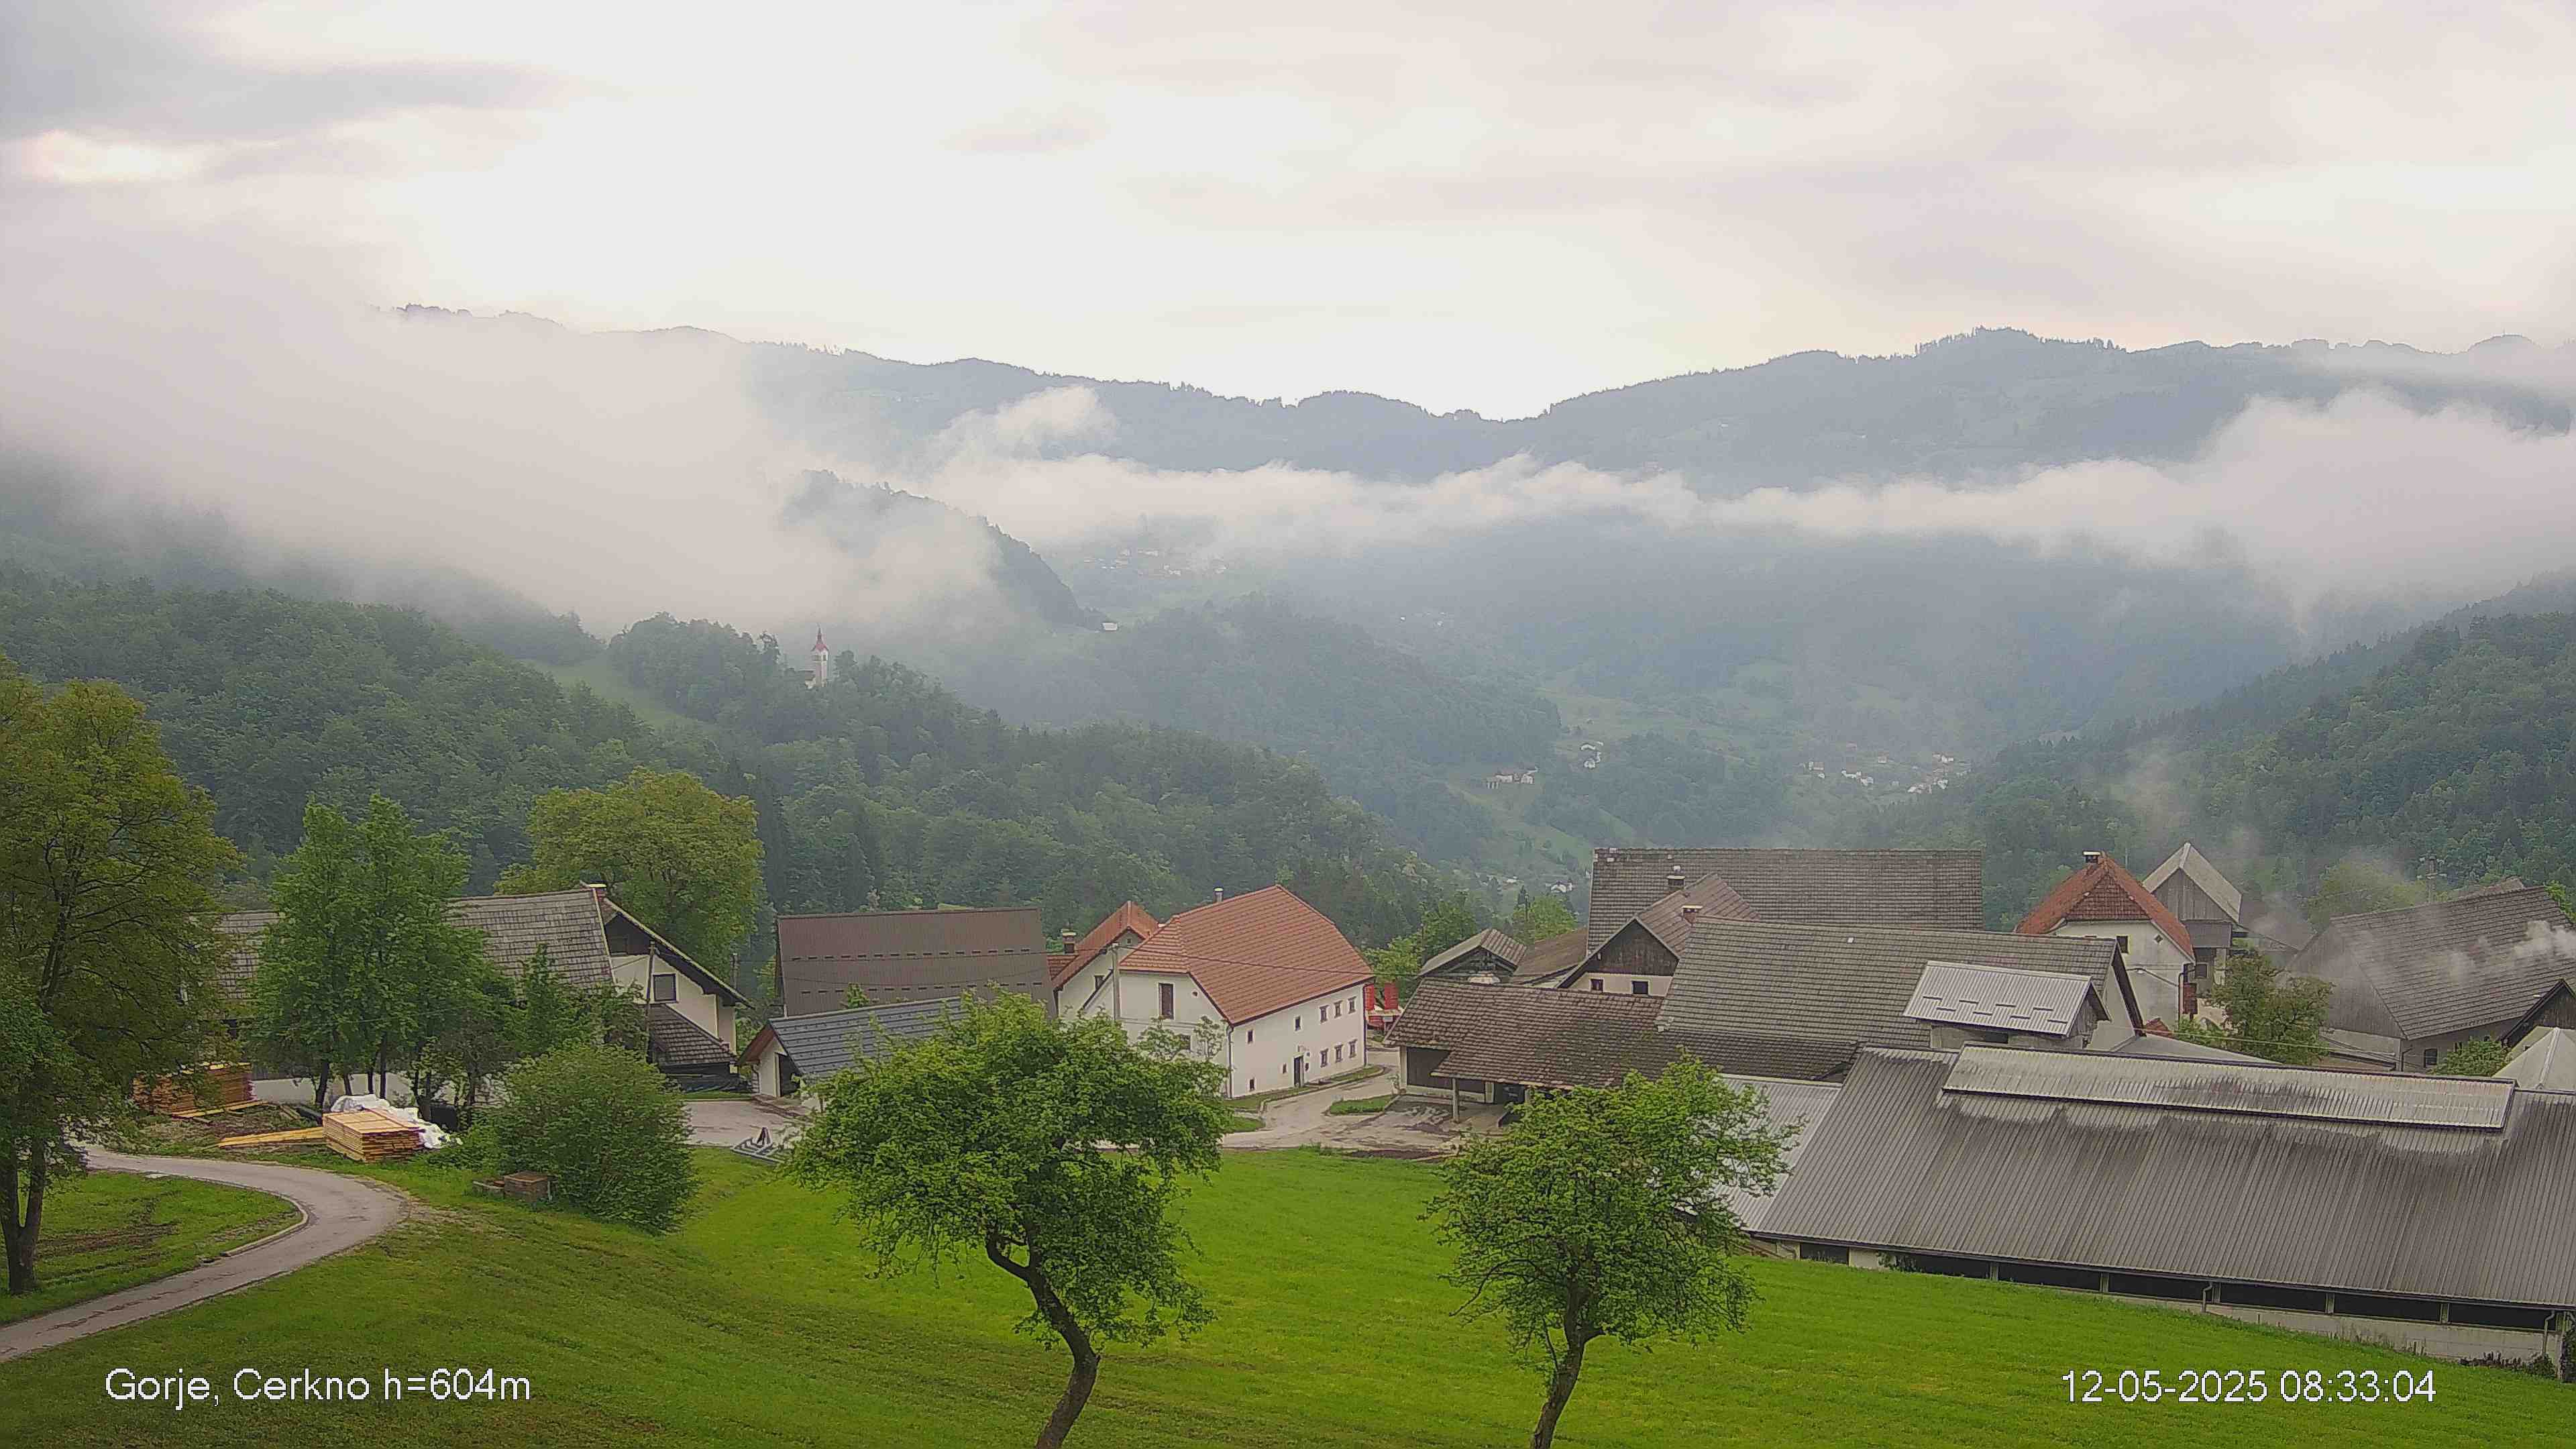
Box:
2 1152 47 1296
312 1063 334 1112
1528 1334 1591 1449
987 1232 1102 1449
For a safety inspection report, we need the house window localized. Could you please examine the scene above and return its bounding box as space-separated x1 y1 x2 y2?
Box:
1246 1078 1254 1093
1245 1028 1253 1043
2115 934 2131 953
1296 1016 1303 1029
1630 980 1650 996
650 973 678 1003
1158 983 1175 1019
1589 979 1604 992
2420 1048 2439 1069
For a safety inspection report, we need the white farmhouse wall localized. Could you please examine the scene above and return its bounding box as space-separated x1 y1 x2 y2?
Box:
611 951 735 1049
2045 922 2188 1026
1224 987 1370 1098
1057 936 1146 1020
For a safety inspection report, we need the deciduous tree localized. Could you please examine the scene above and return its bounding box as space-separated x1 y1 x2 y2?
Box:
500 767 763 974
1426 1059 1792 1449
2171 951 2332 1065
1507 895 1579 943
0 662 237 1295
250 796 486 1106
787 995 1230 1449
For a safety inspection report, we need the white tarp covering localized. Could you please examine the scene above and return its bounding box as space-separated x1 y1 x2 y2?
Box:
328 1093 449 1149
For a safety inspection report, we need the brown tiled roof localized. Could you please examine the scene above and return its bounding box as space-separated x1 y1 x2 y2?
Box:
1388 981 1858 1086
2016 854 2194 958
1050 901 1161 989
1114 885 1372 1024
2301 885 2576 1042
644 1004 736 1069
1588 847 1984 949
214 889 614 998
1664 918 2135 1059
1509 928 1591 986
775 906 1046 1016
1628 873 1762 955
1390 981 1672 1088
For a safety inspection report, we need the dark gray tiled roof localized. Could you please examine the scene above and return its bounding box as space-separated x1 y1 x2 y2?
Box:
763 998 962 1079
1509 929 1590 986
1589 848 1984 951
645 1004 736 1069
215 889 613 996
1388 981 1858 1086
1761 1047 2576 1309
1417 928 1525 979
1390 981 1670 1089
1663 918 2130 1059
2301 886 2576 1042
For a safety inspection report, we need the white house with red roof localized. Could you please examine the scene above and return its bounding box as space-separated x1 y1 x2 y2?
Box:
2017 850 2196 1026
1051 900 1161 1018
1093 885 1375 1098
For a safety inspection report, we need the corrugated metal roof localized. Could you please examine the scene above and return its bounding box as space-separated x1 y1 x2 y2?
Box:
1588 848 1984 951
1941 1045 2513 1130
2498 1028 2576 1091
1663 918 2133 1057
1707 1075 1843 1234
763 998 961 1078
775 906 1046 1016
1762 1048 2576 1308
1904 960 2100 1035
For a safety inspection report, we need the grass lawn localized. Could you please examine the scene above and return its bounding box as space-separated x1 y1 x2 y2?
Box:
0 1148 2557 1446
0 1171 297 1326
1325 1093 1397 1116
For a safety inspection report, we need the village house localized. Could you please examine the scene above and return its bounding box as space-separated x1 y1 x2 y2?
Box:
1049 900 1161 1018
1390 919 2140 1104
1075 885 1373 1098
2016 851 2197 1026
2296 884 2576 1071
737 997 959 1101
1755 1045 2576 1366
2139 841 2313 967
771 906 1049 1018
1584 847 1988 954
1562 872 1760 996
215 886 753 1085
1413 926 1588 989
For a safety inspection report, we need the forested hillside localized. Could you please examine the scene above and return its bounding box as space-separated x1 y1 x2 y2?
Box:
0 573 1456 979
1858 612 2576 923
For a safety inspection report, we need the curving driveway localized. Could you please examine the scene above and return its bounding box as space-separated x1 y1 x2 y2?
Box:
0 1150 409 1363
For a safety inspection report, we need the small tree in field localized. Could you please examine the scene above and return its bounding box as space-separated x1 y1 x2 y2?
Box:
787 994 1232 1449
1426 1058 1792 1449
2171 950 2331 1065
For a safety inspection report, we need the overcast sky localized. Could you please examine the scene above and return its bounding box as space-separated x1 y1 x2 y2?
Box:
7 2 2575 416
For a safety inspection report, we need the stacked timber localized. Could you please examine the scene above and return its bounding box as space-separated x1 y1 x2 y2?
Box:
136 1063 254 1113
321 1108 421 1163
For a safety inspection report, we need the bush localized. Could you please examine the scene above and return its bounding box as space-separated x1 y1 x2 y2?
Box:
480 1045 696 1232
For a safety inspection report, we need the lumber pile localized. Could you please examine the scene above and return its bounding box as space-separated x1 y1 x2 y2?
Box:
321 1108 421 1163
136 1062 254 1113
217 1126 327 1150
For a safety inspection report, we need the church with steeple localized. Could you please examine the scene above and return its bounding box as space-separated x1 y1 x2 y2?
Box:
804 629 832 688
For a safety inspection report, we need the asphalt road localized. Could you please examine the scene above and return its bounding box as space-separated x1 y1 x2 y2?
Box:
0 1149 409 1364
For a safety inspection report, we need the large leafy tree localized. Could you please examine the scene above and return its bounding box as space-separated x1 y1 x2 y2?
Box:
0 660 237 1295
2171 951 2332 1065
251 796 487 1107
1507 894 1579 943
1426 1059 1793 1449
787 994 1232 1449
500 767 763 973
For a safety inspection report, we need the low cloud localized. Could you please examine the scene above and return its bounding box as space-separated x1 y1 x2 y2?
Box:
912 384 2576 614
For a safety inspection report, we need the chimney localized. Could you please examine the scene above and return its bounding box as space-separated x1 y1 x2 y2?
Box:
1681 903 1702 921
582 881 608 916
1213 885 1226 903
1059 928 1077 953
2081 851 2104 865
1666 869 1686 892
